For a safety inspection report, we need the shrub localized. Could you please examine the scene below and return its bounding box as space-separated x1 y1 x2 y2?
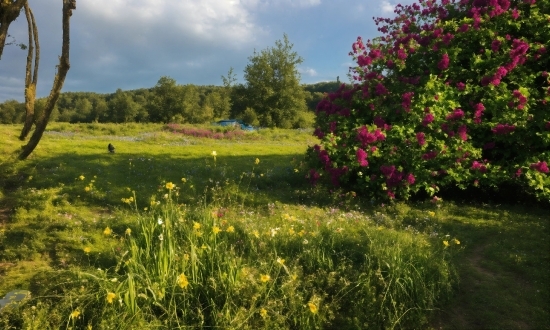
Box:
307 0 550 201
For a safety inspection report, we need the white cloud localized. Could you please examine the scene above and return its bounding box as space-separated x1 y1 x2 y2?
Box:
300 67 318 77
380 0 395 13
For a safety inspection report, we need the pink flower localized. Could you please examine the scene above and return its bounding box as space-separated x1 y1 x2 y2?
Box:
511 9 520 19
446 109 465 121
438 53 450 70
492 123 516 134
473 103 485 123
456 82 466 91
471 161 487 173
416 132 426 146
406 173 415 185
387 190 395 199
401 92 414 112
422 113 435 126
530 161 549 173
375 83 389 95
308 169 320 185
515 168 522 177
422 151 438 160
546 122 550 130
356 148 369 167
457 125 468 141
491 40 501 52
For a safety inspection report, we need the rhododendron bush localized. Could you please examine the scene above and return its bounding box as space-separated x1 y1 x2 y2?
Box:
307 0 549 201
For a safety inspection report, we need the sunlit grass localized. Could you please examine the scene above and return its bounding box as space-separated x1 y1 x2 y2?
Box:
0 123 548 329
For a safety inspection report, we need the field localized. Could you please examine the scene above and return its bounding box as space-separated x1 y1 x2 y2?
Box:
0 123 548 329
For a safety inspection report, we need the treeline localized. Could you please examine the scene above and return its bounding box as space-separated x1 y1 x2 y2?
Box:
0 79 340 127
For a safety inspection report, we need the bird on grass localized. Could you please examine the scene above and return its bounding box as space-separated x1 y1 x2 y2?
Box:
108 143 115 153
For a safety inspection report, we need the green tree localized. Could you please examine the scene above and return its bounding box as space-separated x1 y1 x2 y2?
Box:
243 34 308 128
108 89 139 123
148 76 185 123
0 99 24 124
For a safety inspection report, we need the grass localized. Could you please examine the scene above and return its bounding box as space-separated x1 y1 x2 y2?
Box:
0 123 548 329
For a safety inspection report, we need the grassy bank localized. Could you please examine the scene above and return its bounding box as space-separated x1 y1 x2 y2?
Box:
0 123 548 329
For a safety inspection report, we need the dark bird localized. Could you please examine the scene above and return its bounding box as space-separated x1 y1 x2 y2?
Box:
108 143 115 153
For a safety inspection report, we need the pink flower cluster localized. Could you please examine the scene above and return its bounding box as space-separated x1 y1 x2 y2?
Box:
446 109 465 121
356 148 369 167
422 113 435 126
509 90 528 110
401 92 414 112
492 123 516 134
357 126 385 147
471 160 487 173
473 103 485 124
530 161 549 173
416 132 426 146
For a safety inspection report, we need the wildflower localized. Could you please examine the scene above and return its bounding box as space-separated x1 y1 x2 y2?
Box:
253 230 260 238
83 247 91 254
193 222 201 230
165 182 175 190
181 177 187 183
158 233 164 241
303 239 309 245
176 273 189 289
79 175 85 180
212 151 217 156
453 238 460 245
125 228 132 236
260 308 268 318
212 226 221 235
183 253 190 261
106 292 116 304
158 217 163 225
260 274 271 282
85 186 91 192
307 302 318 314
103 227 112 236
428 211 435 217
443 240 450 247
70 310 80 319
255 158 260 165
277 257 285 265
226 225 235 233
288 228 295 235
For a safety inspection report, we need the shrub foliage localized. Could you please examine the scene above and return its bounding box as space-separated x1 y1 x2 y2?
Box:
307 0 549 201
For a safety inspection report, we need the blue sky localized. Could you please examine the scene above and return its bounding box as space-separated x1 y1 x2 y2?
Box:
0 0 415 102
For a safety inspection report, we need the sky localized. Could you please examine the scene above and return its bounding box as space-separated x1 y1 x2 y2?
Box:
0 0 416 102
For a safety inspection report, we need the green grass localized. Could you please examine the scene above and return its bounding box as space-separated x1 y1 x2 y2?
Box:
0 123 548 329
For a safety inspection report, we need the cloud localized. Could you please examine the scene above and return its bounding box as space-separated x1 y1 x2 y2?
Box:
299 67 318 77
380 1 395 13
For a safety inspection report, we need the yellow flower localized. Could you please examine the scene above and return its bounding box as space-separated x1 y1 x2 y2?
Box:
294 168 299 173
211 151 217 156
106 292 116 304
453 238 460 245
165 182 175 190
85 186 91 192
252 230 260 238
70 309 80 319
103 227 112 236
288 228 295 235
307 302 318 314
83 247 91 254
125 228 132 236
276 257 285 265
428 211 435 217
193 222 201 230
183 253 190 261
176 273 189 289
79 175 85 180
260 308 267 318
260 274 271 283
212 226 221 235
181 177 187 183
255 158 260 165
443 240 450 247
226 225 235 233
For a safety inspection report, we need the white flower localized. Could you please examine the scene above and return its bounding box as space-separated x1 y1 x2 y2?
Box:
303 239 309 245
158 217 163 225
159 233 164 241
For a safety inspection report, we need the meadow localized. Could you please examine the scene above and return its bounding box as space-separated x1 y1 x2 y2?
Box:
0 123 548 329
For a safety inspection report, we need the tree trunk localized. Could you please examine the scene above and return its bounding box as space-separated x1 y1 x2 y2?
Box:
0 0 27 59
19 2 39 141
18 0 76 160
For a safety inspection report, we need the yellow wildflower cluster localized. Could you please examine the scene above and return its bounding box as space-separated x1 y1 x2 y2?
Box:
177 273 189 289
106 292 116 304
260 274 271 283
121 196 134 204
260 308 267 318
212 226 221 235
307 302 318 314
103 227 112 236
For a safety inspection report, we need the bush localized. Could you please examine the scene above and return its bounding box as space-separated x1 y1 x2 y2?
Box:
307 0 549 201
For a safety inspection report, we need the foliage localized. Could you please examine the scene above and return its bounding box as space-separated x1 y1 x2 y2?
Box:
242 34 309 128
307 0 550 202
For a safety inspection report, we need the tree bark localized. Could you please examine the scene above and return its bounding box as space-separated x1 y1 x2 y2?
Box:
18 0 76 160
19 1 39 140
0 0 27 59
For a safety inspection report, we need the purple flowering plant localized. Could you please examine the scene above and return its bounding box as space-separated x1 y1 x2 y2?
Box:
307 0 549 201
